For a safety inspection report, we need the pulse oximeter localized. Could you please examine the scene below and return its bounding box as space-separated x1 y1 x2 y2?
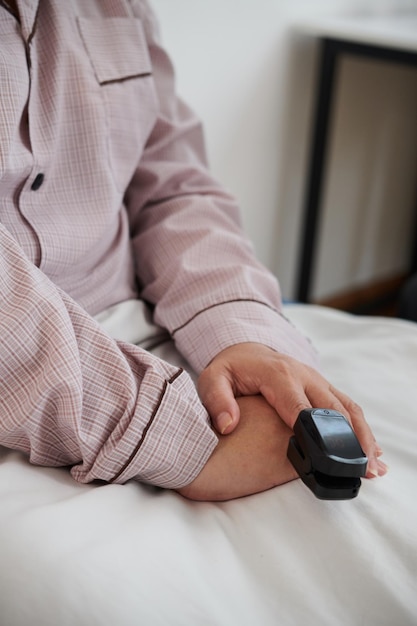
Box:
287 408 368 500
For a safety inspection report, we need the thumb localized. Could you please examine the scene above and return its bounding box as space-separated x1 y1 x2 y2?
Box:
198 371 241 435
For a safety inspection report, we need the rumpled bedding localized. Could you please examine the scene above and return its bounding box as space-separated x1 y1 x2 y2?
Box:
1 304 416 626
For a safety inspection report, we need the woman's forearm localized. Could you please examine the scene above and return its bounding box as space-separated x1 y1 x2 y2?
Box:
177 395 298 501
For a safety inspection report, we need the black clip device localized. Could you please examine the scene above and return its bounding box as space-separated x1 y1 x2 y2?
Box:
287 408 367 500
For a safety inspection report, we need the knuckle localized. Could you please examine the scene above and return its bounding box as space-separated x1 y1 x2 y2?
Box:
202 386 220 408
344 397 364 418
197 366 217 393
273 356 297 379
288 396 310 417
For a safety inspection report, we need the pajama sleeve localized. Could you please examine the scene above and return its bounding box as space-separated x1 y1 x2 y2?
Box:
0 225 217 489
126 0 319 373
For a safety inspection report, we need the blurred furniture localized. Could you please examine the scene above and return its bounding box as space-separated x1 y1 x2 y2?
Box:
398 272 417 321
296 15 417 304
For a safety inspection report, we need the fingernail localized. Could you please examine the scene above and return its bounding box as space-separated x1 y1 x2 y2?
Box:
218 412 233 434
376 445 383 457
379 461 389 476
368 459 379 478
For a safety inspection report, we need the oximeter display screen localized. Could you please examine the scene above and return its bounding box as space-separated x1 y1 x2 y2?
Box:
311 413 364 459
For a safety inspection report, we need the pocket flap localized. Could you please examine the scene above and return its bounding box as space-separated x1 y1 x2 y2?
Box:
77 17 152 84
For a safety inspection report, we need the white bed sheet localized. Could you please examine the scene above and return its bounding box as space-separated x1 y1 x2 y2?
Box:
1 304 416 626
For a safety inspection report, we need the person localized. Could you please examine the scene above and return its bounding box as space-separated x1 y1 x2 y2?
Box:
0 0 387 501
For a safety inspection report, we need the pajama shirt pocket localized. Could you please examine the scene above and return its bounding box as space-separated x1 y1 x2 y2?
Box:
77 16 158 193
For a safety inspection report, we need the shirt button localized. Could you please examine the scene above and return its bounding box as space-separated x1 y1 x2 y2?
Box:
31 173 45 191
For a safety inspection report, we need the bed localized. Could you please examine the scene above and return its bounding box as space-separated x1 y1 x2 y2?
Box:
1 303 416 626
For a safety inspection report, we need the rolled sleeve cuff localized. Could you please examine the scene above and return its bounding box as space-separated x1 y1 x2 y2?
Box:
71 367 218 490
173 300 320 373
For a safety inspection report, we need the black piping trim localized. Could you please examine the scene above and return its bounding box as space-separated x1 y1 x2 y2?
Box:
99 72 152 86
171 299 278 336
27 2 40 45
110 368 183 483
0 1 18 20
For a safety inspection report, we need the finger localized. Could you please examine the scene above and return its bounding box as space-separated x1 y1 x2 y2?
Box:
304 383 349 422
301 376 383 479
330 386 382 478
198 370 241 435
377 458 389 476
261 382 312 429
261 360 352 430
376 445 384 457
246 359 312 428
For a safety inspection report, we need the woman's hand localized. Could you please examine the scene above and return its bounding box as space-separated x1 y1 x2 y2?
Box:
198 342 388 480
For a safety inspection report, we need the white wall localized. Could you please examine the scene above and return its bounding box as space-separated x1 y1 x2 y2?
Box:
151 0 417 300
